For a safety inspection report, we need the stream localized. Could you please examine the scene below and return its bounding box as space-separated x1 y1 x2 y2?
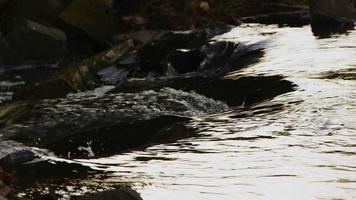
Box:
1 23 355 200
71 24 356 200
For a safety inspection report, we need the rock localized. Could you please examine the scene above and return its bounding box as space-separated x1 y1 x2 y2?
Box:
113 75 295 107
166 49 204 74
0 20 67 64
240 11 311 26
0 150 36 171
0 179 11 199
0 195 8 200
1 87 228 158
137 23 233 75
73 188 143 200
113 30 169 45
59 0 118 44
0 0 64 35
13 40 134 101
199 40 263 72
310 0 356 25
97 66 131 85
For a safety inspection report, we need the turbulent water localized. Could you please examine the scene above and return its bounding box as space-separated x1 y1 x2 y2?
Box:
71 24 356 200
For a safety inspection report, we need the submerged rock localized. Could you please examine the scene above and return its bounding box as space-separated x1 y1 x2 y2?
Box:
73 189 143 200
1 88 228 158
113 76 296 107
0 20 67 64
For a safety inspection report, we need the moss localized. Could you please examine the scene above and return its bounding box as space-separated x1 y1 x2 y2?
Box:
0 102 28 127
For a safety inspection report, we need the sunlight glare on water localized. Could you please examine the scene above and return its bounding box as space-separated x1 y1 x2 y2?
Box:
77 25 356 200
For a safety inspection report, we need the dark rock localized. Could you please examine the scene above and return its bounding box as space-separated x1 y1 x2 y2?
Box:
0 149 36 171
166 49 204 74
240 11 311 26
113 75 296 107
310 0 356 25
97 66 131 85
113 30 169 45
73 188 142 200
0 20 67 64
13 40 134 101
2 87 228 158
199 40 263 72
311 22 355 38
0 140 36 168
59 0 118 44
137 23 233 75
0 0 64 35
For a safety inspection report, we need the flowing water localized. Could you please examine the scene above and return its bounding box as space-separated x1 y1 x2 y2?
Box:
71 24 356 200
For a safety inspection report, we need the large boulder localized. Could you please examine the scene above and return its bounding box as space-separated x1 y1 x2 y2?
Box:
0 20 67 64
310 0 356 25
0 0 64 35
59 0 118 44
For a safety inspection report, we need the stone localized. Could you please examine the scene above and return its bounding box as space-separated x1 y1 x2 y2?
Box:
59 0 118 44
0 20 67 64
166 49 204 74
97 66 131 84
137 23 233 75
0 0 64 35
13 40 134 101
310 0 356 25
73 189 143 200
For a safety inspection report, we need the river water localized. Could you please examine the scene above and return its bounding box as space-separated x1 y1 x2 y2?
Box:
30 24 356 199
0 24 356 200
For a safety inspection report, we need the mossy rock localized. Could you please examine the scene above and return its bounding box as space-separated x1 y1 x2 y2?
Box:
59 0 118 43
0 102 28 127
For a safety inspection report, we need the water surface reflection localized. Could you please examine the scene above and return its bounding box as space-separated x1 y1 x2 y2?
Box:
77 25 356 200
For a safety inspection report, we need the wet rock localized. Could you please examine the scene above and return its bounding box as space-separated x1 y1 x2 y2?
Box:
13 40 134 101
0 140 37 170
166 49 204 74
0 150 36 171
73 188 143 200
319 68 356 80
59 0 118 44
113 76 295 106
240 11 311 26
113 30 169 45
0 20 67 64
97 66 131 85
310 0 356 25
200 41 256 71
137 23 233 75
2 87 228 158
